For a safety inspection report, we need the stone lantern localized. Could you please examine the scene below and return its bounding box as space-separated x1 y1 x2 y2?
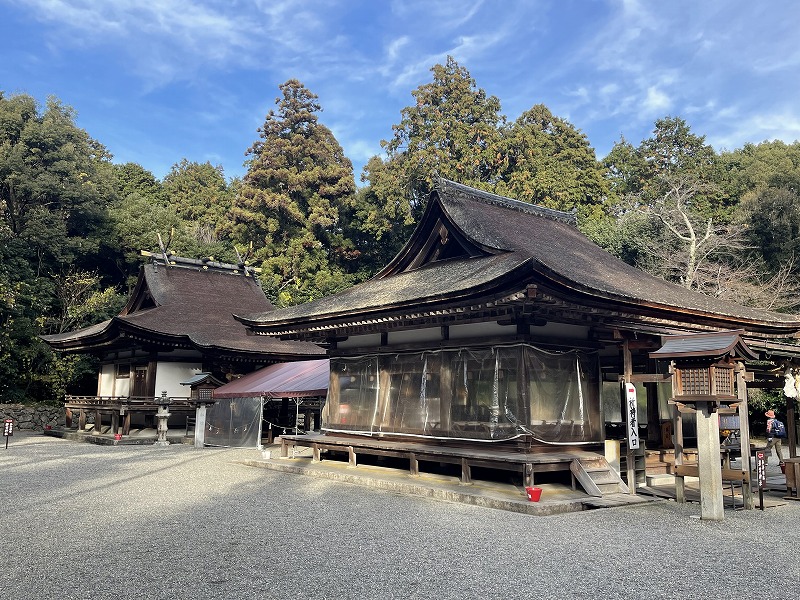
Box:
154 391 171 447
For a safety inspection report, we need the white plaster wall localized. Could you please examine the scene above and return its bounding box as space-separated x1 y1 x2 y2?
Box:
388 328 442 345
114 372 131 397
154 362 203 398
449 321 516 340
98 364 116 397
337 333 382 349
534 322 590 340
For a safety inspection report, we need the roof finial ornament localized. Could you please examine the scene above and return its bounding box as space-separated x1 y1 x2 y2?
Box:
432 171 445 193
156 228 174 267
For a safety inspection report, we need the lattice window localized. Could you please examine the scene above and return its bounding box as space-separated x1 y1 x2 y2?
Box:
714 368 734 396
680 367 710 395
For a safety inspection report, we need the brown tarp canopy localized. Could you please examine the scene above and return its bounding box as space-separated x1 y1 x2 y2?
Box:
213 359 329 399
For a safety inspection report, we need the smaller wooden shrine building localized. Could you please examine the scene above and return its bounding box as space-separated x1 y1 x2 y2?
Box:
236 179 800 504
42 253 323 436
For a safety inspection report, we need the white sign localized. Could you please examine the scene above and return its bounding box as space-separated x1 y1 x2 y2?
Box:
625 383 639 450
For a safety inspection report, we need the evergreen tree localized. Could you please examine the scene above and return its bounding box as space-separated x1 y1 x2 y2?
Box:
228 80 357 306
361 56 504 241
496 104 608 211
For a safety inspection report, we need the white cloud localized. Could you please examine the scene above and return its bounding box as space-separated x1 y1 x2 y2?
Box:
709 110 800 151
642 86 671 115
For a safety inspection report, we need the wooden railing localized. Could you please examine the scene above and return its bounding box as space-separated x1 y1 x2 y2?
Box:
63 395 200 435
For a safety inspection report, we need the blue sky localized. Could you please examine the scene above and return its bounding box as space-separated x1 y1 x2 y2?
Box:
2 0 799 184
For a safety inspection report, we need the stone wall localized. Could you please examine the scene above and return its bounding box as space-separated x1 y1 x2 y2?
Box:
0 404 65 431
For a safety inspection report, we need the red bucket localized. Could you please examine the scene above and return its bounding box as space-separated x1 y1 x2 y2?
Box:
525 486 542 502
114 433 122 441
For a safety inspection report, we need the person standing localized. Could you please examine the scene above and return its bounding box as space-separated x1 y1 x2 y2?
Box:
764 409 786 466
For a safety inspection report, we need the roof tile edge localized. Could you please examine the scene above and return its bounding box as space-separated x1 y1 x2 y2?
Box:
435 178 578 227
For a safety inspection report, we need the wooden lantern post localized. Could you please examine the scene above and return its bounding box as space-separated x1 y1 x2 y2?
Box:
651 331 757 521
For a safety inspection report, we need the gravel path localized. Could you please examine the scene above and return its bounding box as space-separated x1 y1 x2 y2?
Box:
2 432 798 600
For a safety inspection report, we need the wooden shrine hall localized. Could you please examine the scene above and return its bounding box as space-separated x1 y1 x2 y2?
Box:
41 252 323 438
237 179 800 517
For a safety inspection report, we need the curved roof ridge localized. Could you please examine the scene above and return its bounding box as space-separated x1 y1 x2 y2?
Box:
436 178 577 227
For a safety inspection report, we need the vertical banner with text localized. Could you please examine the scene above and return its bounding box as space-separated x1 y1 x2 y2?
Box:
624 382 640 450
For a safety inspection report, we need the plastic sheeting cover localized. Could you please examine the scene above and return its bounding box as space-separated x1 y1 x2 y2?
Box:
204 396 262 447
323 343 600 444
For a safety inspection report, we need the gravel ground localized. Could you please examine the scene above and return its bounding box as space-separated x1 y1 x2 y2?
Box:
2 432 799 600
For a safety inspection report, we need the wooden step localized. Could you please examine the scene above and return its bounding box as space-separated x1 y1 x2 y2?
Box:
571 456 630 497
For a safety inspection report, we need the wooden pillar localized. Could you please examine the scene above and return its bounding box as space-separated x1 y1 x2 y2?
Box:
65 407 73 428
622 340 636 493
78 409 86 431
736 367 754 509
327 369 340 428
674 398 685 504
94 409 102 433
646 356 661 447
376 367 391 432
439 353 453 433
696 401 725 521
410 453 419 476
460 458 472 484
787 393 797 459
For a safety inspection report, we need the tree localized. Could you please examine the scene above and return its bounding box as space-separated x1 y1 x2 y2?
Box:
735 186 800 275
361 57 504 241
624 175 744 290
0 92 116 403
0 93 115 274
228 80 357 305
47 269 125 334
163 159 233 249
606 124 800 310
718 140 800 200
495 104 610 213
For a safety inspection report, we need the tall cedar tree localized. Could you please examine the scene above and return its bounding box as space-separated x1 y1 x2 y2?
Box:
361 57 503 241
495 104 610 214
229 80 357 306
359 58 611 264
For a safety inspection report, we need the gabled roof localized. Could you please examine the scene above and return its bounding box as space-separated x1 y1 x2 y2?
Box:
237 179 800 338
181 373 226 387
42 257 323 360
650 330 759 360
213 359 329 399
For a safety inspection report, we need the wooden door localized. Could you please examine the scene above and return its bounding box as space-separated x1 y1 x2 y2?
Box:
132 366 148 397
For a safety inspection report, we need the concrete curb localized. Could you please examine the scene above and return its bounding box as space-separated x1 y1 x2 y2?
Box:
240 457 590 516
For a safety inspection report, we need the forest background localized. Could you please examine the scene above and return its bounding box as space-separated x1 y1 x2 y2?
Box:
3 57 800 405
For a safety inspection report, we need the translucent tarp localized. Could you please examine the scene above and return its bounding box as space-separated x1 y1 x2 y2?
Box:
324 343 601 444
204 396 262 447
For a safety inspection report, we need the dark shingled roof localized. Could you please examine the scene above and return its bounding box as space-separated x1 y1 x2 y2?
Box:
237 179 800 335
42 262 323 358
650 330 759 360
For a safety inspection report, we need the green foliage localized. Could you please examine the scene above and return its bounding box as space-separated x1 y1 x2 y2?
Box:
362 57 504 239
496 104 610 212
229 80 358 305
0 93 115 273
361 57 609 263
719 141 800 200
735 186 800 273
47 270 125 334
